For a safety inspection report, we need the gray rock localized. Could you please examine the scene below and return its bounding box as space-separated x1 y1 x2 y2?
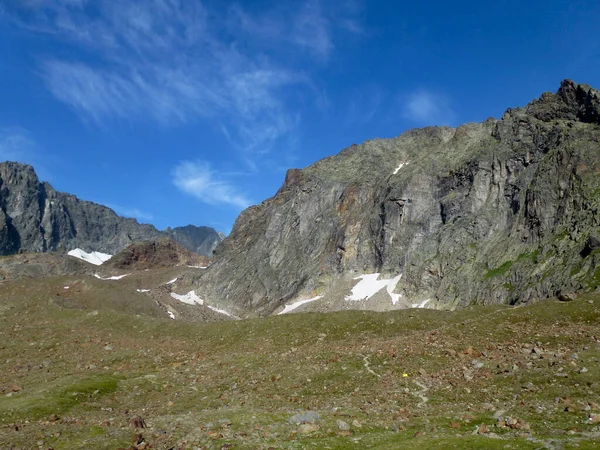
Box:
191 80 600 316
558 292 577 302
337 420 350 431
289 411 320 425
472 360 484 369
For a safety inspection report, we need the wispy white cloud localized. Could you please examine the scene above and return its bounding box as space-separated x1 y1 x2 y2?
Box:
8 0 362 162
402 90 456 126
0 128 37 162
228 0 362 61
172 160 251 210
106 203 154 222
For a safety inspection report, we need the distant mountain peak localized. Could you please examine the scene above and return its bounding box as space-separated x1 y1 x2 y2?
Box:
0 161 222 257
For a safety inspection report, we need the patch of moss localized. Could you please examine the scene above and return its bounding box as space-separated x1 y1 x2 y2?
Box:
0 376 120 421
484 261 514 279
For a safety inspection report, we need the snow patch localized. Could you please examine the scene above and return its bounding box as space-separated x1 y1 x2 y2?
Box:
393 161 409 175
166 278 178 285
167 311 175 320
136 289 151 293
68 249 113 266
94 273 129 281
411 299 431 309
63 286 69 290
278 296 324 315
345 273 403 305
385 274 403 305
170 290 203 305
207 305 232 317
187 265 207 269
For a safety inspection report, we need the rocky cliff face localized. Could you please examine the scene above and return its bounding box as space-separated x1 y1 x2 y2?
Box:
0 162 222 256
193 80 600 316
165 225 223 256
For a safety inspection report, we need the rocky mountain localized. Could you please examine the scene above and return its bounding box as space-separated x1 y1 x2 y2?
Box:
0 162 223 256
106 238 209 270
193 80 600 316
164 225 224 257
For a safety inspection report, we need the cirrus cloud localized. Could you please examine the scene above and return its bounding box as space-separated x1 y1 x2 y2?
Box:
172 160 251 210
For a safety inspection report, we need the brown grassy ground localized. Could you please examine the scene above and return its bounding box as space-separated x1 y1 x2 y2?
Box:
1 275 600 449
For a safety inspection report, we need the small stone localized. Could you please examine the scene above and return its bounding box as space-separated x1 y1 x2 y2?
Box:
104 345 113 351
418 368 427 376
351 419 362 428
337 420 350 431
297 423 319 434
580 367 589 374
558 292 577 302
129 416 146 429
472 360 484 369
477 423 488 435
289 411 320 425
522 382 535 390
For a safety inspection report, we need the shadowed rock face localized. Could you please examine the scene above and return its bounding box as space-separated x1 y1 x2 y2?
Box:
0 162 222 256
193 80 600 316
164 225 223 257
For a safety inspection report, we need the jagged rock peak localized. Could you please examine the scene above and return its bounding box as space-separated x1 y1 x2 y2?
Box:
524 79 600 124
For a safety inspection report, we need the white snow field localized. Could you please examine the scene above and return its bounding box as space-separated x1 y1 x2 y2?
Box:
170 290 203 305
345 273 403 304
94 273 130 281
207 305 232 317
68 249 113 266
278 296 324 315
411 299 431 309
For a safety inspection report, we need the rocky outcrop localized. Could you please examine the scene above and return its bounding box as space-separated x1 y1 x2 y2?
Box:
193 80 600 316
0 252 92 280
106 238 209 270
165 225 224 256
0 162 222 256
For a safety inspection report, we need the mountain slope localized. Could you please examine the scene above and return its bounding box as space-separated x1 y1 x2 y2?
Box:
193 80 600 316
0 162 222 256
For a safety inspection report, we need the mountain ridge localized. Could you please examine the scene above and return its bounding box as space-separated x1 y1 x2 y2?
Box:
0 161 223 257
192 79 600 316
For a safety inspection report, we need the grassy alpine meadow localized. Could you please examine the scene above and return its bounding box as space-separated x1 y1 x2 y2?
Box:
1 276 600 449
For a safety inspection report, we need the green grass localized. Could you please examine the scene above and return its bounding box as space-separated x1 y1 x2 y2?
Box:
1 277 600 448
0 376 120 422
484 260 514 279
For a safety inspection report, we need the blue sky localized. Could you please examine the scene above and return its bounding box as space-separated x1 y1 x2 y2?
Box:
0 0 599 233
